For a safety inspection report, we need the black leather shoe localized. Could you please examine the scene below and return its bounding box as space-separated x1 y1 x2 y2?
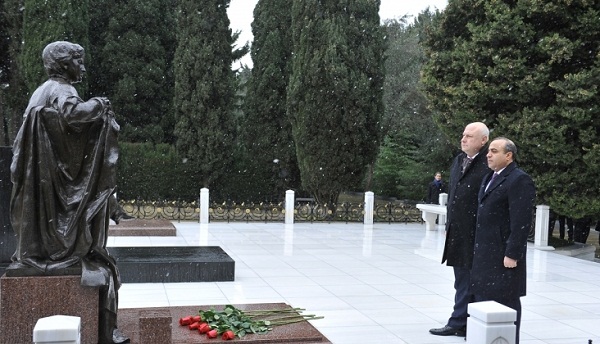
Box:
429 325 466 337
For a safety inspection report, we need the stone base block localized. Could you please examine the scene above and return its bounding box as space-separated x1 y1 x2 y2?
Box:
110 246 235 283
0 275 98 344
138 309 172 344
33 315 81 344
467 301 516 344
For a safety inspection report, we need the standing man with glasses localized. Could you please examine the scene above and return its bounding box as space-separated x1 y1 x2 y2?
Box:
429 122 490 337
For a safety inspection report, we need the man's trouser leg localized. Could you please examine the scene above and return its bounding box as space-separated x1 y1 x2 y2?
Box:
447 266 470 328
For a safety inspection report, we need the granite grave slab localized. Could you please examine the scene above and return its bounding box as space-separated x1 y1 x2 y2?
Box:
110 246 235 283
118 303 330 344
108 218 177 236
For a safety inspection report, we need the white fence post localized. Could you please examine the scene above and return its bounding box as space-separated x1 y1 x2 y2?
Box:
364 191 374 225
200 188 209 224
438 192 448 225
285 190 295 224
438 192 448 206
534 204 554 251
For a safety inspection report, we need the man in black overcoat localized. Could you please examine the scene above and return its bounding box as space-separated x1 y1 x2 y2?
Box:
429 122 490 337
471 137 535 344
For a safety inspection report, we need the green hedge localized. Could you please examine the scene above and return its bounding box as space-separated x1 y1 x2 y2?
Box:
116 142 201 201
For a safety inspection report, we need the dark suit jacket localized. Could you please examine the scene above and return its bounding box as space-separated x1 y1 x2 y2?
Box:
442 145 490 267
470 162 536 299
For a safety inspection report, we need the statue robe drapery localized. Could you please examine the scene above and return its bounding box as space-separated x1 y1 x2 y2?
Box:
10 77 121 315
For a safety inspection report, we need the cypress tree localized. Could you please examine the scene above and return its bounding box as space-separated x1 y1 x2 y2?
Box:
87 0 115 98
287 0 385 205
242 0 300 200
173 0 236 188
422 0 600 218
20 0 89 94
97 0 176 143
0 0 25 145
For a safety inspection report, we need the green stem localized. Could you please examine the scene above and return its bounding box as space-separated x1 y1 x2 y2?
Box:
244 308 305 316
269 316 325 326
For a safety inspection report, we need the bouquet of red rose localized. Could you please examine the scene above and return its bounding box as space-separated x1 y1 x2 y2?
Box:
179 304 323 340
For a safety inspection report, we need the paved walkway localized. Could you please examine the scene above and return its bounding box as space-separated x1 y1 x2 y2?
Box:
108 222 600 343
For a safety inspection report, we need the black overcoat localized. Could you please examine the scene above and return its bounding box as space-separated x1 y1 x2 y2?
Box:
470 162 536 299
442 145 490 267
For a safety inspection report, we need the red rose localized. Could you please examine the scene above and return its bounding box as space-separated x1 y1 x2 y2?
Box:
188 322 201 330
222 330 235 340
192 315 202 322
207 329 218 338
198 323 211 334
179 316 193 326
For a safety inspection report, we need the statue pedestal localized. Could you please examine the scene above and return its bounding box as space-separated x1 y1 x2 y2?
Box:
0 274 99 344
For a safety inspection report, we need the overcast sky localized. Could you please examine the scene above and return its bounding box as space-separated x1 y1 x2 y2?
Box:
228 0 448 68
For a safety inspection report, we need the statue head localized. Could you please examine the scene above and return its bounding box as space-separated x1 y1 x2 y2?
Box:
42 41 86 83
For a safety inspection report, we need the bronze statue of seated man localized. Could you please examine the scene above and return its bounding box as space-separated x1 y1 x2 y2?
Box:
8 41 128 344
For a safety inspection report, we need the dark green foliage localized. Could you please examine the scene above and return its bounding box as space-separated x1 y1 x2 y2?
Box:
95 0 176 144
117 142 200 200
0 0 25 145
287 0 385 205
87 0 115 98
373 14 454 200
173 0 237 188
371 135 426 201
242 0 301 198
422 0 600 218
20 0 89 95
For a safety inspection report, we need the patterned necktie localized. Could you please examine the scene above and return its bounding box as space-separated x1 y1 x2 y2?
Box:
486 172 499 191
461 157 473 173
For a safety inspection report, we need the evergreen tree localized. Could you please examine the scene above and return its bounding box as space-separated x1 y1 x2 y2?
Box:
242 0 300 200
372 12 454 200
87 0 115 98
97 0 176 143
173 0 237 188
287 0 385 205
422 0 600 218
20 0 89 94
0 0 25 145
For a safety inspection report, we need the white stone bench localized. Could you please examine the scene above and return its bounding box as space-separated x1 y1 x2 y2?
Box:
416 193 448 230
416 204 447 230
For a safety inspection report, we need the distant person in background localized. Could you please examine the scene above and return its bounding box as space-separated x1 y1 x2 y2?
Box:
548 211 573 241
558 215 574 241
573 216 592 244
427 172 447 204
